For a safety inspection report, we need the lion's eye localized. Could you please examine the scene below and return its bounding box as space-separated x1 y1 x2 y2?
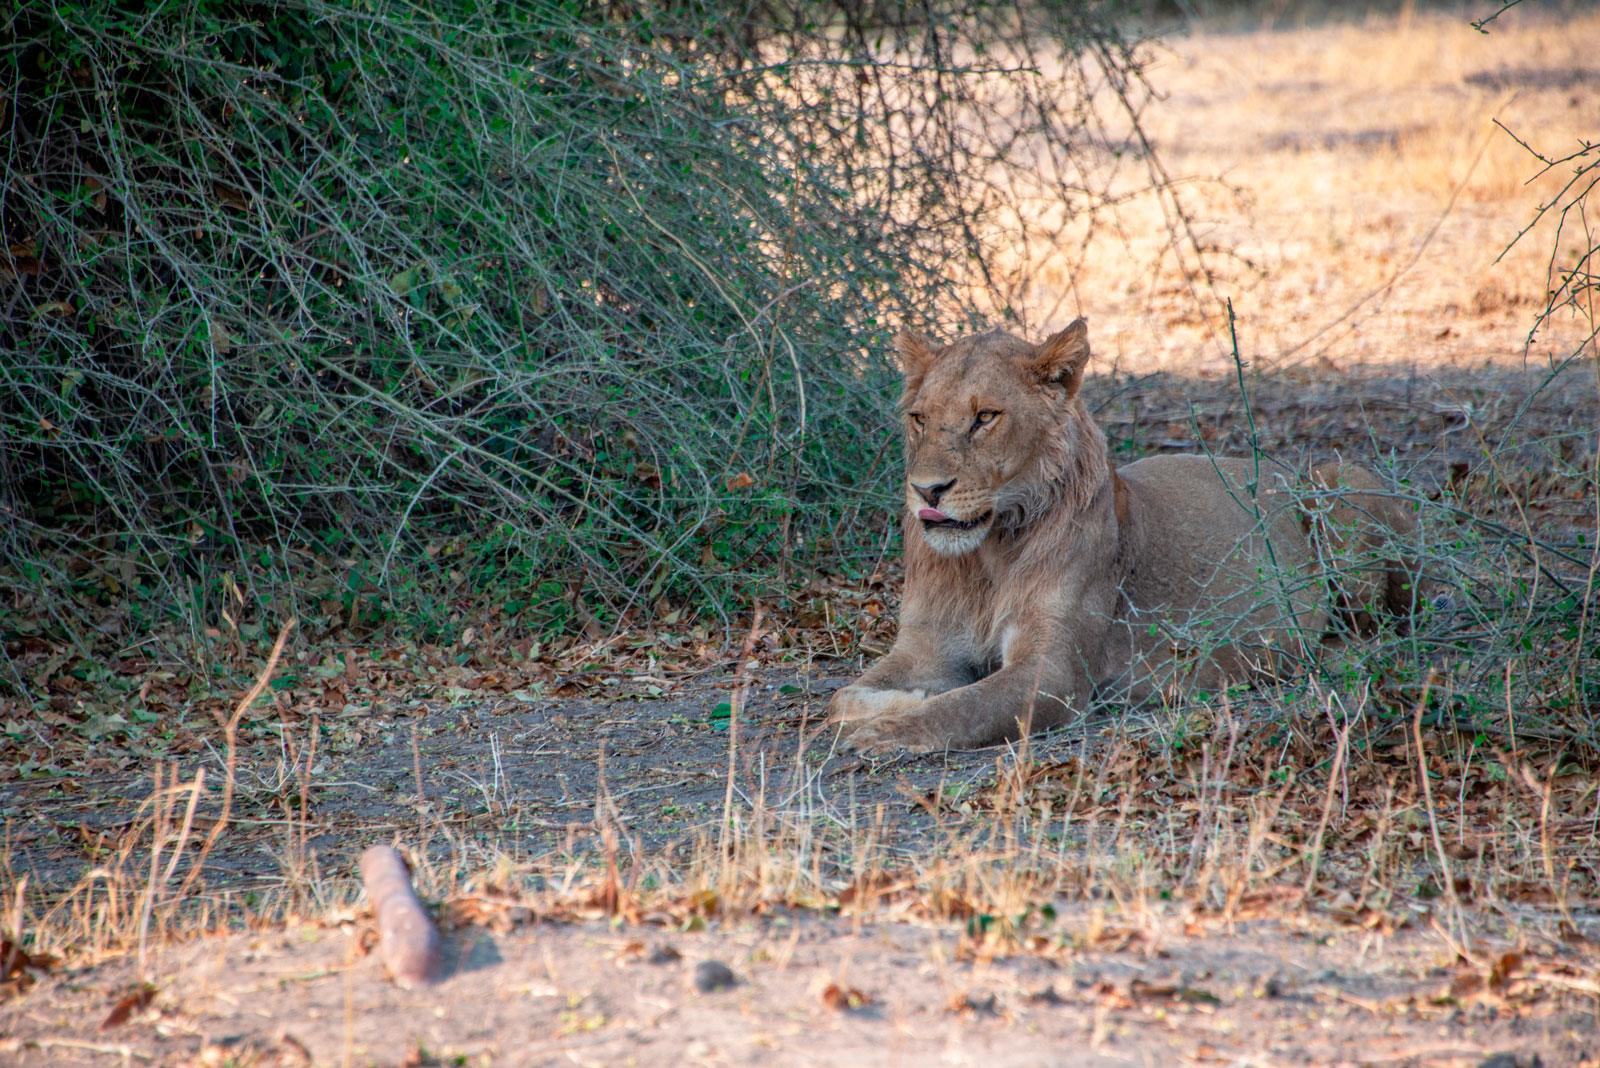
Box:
908 412 925 430
973 410 1000 429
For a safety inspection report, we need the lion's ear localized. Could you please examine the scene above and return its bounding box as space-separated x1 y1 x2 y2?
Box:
1030 318 1091 396
896 329 937 380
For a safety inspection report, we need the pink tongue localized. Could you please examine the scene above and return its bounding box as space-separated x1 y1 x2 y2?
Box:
918 507 950 522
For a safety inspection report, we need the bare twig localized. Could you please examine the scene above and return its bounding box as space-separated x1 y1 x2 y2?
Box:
175 619 297 901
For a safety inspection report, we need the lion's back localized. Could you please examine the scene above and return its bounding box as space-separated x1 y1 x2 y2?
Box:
1114 453 1324 658
1117 453 1306 558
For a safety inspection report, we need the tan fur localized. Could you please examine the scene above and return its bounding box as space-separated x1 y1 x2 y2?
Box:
831 321 1431 753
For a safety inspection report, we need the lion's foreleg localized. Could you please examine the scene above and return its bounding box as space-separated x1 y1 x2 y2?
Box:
832 626 975 701
838 654 1091 754
829 684 928 724
914 657 1089 749
829 632 978 750
913 598 1112 749
829 675 934 754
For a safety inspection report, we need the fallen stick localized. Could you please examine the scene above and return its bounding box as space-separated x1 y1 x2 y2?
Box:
359 845 440 988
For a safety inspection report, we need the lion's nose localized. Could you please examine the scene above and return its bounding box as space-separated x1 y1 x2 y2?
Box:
912 478 956 506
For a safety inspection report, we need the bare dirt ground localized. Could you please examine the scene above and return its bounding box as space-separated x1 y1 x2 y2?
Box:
10 897 1600 1068
4 6 1599 1067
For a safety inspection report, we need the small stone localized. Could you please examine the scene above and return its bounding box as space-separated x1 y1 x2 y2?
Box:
649 944 681 965
694 959 737 992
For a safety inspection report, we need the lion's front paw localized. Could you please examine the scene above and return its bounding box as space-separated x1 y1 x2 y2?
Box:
827 685 926 724
827 686 941 755
837 713 943 756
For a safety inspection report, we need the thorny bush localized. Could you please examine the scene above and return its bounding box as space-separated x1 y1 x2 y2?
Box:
0 0 1160 675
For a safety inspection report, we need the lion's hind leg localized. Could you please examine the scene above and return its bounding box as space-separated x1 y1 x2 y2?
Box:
1307 462 1439 634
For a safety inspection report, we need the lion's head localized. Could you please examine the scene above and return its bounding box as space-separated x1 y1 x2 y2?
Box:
897 320 1108 556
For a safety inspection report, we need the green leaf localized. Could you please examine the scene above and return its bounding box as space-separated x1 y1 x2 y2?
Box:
388 263 423 297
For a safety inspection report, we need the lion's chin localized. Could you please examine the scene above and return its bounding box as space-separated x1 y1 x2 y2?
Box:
919 513 994 556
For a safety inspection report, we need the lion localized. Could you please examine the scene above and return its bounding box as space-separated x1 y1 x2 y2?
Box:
830 319 1436 753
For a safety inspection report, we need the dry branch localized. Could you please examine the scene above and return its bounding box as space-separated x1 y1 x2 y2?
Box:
175 620 296 901
359 845 440 989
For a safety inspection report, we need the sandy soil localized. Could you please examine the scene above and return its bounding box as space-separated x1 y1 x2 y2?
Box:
7 901 1596 1067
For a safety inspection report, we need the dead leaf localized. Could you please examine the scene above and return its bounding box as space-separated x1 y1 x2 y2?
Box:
1 939 54 978
1 240 43 279
724 472 754 491
0 938 55 1001
99 984 156 1030
821 981 873 1011
213 182 250 211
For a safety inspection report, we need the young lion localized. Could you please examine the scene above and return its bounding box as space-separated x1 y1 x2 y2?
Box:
830 320 1428 753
